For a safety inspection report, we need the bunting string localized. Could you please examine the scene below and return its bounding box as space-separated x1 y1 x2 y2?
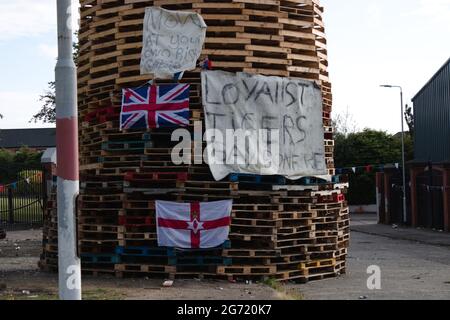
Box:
0 172 42 193
392 184 450 192
335 163 401 175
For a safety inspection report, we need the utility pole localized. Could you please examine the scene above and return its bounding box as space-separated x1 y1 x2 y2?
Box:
55 0 82 300
399 89 407 224
380 85 408 224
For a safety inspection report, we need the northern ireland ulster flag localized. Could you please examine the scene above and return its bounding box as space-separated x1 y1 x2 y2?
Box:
156 200 233 249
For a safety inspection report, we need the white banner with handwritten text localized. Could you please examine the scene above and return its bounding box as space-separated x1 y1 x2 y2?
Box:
202 70 327 181
141 7 207 78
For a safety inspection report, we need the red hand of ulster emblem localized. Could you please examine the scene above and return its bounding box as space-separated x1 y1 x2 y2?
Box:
187 219 204 234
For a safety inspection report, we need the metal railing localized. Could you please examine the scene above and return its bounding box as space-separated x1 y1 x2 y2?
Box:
0 169 45 230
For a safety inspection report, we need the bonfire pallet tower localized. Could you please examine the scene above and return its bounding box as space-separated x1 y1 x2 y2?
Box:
40 0 350 283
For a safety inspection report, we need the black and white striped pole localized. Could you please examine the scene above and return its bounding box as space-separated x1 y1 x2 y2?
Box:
55 0 82 300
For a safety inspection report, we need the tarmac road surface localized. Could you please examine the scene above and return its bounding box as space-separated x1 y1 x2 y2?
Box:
1 215 449 300
291 214 450 300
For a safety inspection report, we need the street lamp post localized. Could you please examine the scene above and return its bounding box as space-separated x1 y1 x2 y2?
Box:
380 85 408 224
56 0 82 300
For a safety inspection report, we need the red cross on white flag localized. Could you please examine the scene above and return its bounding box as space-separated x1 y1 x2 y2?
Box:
156 200 233 249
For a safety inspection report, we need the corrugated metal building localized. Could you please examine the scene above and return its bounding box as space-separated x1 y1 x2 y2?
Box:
376 58 450 231
412 58 450 162
409 58 450 231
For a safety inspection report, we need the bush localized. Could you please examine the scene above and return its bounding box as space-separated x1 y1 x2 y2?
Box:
334 129 413 205
0 148 43 183
347 173 376 205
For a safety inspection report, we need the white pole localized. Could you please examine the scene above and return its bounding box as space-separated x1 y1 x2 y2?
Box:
380 84 408 224
400 89 408 224
55 0 82 300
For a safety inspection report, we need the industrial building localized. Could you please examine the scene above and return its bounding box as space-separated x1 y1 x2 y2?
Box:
410 58 450 231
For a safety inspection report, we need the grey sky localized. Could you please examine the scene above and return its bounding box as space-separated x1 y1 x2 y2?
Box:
322 0 450 133
0 0 448 133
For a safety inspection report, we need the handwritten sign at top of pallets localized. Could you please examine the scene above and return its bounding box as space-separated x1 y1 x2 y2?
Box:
140 7 207 79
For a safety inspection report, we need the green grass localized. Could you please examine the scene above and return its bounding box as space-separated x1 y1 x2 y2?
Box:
0 196 43 223
263 278 304 300
83 288 125 300
0 289 125 301
0 293 58 301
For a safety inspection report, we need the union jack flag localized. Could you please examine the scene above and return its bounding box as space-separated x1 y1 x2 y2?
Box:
120 84 190 130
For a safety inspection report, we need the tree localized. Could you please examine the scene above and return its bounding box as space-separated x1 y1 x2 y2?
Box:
332 107 358 137
334 129 414 205
404 104 414 139
31 82 56 124
335 129 413 168
0 148 43 183
31 33 79 124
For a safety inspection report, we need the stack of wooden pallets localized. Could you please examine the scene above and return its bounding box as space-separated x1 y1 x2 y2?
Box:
39 187 58 272
40 0 348 282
